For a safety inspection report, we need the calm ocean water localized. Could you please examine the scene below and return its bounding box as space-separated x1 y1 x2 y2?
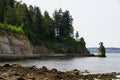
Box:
0 53 120 73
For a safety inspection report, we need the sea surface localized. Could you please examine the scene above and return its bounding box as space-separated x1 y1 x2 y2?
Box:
0 53 120 73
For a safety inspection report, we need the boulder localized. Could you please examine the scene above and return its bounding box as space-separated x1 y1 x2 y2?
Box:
16 77 25 80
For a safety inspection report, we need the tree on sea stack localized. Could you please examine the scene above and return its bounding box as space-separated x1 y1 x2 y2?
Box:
98 42 106 57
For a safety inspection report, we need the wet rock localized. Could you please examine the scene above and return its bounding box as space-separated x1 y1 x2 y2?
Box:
44 78 50 80
0 73 9 80
0 64 119 80
29 77 35 80
11 64 22 68
3 64 11 67
117 72 120 75
57 71 65 74
84 70 90 73
97 74 103 79
94 78 101 80
112 72 116 75
74 71 79 75
70 69 80 75
54 74 63 80
30 66 37 70
16 77 25 80
73 69 79 72
65 74 74 79
41 66 48 72
13 73 20 76
72 78 81 80
0 76 6 80
85 74 94 80
26 73 35 80
51 68 58 73
96 73 116 79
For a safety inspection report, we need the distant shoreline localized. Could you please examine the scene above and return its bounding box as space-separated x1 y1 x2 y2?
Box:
88 47 120 53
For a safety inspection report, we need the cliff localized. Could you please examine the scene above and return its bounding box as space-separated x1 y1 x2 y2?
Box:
0 29 90 56
0 29 55 55
0 30 32 54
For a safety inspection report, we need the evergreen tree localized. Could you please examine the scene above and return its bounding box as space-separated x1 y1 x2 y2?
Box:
79 37 86 47
23 5 34 29
8 0 14 8
53 9 62 36
43 11 55 39
15 3 28 26
0 0 15 24
0 0 4 23
28 5 34 25
75 31 79 39
61 10 73 37
32 7 43 34
4 5 15 25
53 9 73 37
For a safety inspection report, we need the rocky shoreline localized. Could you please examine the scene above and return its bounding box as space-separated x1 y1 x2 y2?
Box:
0 64 119 80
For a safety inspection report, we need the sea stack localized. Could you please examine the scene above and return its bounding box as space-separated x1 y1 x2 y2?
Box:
98 42 106 57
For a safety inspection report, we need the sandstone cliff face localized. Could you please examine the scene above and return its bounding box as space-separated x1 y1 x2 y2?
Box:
0 30 52 54
0 30 32 54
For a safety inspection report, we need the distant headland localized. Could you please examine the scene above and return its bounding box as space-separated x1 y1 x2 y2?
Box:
88 47 120 53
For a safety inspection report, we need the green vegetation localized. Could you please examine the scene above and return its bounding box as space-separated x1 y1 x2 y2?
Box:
0 0 90 54
0 23 24 34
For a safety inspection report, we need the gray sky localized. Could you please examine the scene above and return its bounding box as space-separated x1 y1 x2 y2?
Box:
18 0 120 47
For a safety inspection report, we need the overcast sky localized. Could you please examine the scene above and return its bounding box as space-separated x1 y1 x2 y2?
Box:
18 0 120 47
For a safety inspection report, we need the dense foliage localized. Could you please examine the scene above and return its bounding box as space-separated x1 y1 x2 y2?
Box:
0 23 24 34
0 0 89 54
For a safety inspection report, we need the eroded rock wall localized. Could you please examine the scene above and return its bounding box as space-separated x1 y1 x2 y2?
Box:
0 30 32 54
